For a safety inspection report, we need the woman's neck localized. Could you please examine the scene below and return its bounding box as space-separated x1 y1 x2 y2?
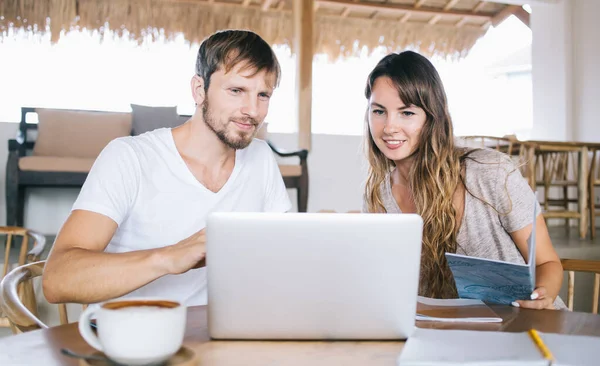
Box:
393 157 413 186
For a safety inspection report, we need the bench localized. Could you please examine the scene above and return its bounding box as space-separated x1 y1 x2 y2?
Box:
6 107 309 227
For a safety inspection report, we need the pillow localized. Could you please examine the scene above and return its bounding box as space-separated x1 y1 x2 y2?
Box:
131 104 183 135
33 108 132 159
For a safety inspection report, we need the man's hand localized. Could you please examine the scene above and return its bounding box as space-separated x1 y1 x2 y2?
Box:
160 229 207 275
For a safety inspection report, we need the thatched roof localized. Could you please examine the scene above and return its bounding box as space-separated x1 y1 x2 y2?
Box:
0 0 529 59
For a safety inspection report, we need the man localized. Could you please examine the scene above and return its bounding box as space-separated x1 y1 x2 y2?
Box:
43 30 291 306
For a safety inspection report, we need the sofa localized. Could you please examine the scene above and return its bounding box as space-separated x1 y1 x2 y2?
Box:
6 106 308 226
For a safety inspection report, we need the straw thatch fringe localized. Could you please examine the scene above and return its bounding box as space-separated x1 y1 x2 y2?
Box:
1 0 486 59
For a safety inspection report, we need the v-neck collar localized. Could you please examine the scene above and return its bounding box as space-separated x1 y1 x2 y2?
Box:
166 128 242 195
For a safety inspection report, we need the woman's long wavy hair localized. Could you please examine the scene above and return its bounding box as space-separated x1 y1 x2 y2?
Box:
364 51 464 298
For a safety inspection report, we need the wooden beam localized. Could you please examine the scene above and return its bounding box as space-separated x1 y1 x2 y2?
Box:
341 7 351 17
293 0 313 150
428 14 441 25
415 0 427 8
262 0 275 11
455 17 468 27
318 0 494 20
472 1 487 13
444 0 460 11
491 4 520 26
454 0 483 28
242 0 252 7
513 6 531 28
370 11 378 19
400 12 411 23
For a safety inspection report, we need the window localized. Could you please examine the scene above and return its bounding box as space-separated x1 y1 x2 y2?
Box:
0 16 531 138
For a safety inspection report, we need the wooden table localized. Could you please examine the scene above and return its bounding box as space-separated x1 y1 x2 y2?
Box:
1 305 600 365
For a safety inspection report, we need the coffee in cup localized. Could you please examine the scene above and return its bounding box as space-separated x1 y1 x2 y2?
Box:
78 298 186 365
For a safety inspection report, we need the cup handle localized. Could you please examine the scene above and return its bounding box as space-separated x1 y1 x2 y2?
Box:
78 304 103 352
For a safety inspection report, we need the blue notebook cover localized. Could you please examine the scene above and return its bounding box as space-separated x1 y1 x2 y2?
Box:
445 205 537 305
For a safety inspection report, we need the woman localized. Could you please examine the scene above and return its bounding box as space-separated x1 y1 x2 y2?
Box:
362 51 565 310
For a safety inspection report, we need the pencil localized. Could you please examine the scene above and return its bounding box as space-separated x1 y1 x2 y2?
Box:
528 328 555 362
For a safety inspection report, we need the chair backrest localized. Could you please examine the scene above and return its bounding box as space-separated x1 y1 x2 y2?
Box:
457 135 517 156
0 226 47 330
0 261 72 333
1 226 46 279
561 258 600 313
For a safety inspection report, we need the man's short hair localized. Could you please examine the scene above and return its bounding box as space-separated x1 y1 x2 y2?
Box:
195 29 281 91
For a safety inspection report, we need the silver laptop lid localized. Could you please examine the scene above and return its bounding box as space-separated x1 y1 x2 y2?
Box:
206 212 423 340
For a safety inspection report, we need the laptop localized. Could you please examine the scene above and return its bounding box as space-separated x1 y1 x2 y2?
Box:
206 212 423 340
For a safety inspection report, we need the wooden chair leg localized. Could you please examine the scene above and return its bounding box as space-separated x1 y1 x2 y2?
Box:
567 270 575 311
58 304 69 325
564 185 570 229
9 322 20 335
590 177 596 240
21 280 39 319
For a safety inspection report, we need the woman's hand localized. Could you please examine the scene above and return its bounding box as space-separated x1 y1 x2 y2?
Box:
512 287 555 310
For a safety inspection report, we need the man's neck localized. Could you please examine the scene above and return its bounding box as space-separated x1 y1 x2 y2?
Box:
172 115 235 169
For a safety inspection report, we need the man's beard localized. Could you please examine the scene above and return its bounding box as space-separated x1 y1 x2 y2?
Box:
202 98 258 150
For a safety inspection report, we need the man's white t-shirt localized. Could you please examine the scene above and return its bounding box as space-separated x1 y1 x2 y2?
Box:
72 128 291 306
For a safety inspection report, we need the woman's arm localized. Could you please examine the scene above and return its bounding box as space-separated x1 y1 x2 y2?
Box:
510 214 563 309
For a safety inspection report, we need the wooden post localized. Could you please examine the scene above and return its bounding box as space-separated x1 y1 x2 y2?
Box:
293 0 313 150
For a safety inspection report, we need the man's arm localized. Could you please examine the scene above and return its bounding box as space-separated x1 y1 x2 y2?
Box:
43 210 206 304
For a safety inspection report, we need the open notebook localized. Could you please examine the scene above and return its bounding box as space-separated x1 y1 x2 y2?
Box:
445 204 538 305
416 296 502 323
398 328 600 366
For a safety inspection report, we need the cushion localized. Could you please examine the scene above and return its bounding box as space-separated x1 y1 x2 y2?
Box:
19 156 95 173
33 109 131 159
131 104 183 135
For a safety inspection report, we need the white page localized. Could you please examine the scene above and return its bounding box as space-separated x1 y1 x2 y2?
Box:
542 332 600 366
417 296 485 307
415 314 503 323
397 328 549 366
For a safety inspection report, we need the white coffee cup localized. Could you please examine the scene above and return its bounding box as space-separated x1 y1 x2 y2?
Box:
78 298 186 365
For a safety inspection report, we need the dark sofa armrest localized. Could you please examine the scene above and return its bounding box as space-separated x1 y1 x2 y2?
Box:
267 140 308 161
9 139 20 152
8 138 26 158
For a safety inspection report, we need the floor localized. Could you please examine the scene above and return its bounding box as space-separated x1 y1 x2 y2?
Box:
1 227 599 338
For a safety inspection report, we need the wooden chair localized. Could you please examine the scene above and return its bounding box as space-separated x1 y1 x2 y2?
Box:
589 147 600 239
0 226 47 331
536 151 579 227
561 258 600 313
0 261 75 333
267 141 309 213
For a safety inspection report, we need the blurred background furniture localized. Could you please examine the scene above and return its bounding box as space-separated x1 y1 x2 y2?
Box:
561 258 600 313
0 261 77 333
6 107 310 228
0 227 46 333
